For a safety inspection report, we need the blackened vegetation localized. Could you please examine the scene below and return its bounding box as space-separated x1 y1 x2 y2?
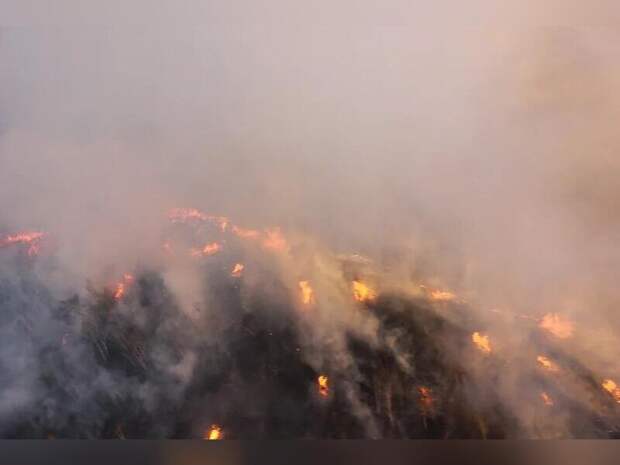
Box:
0 254 619 438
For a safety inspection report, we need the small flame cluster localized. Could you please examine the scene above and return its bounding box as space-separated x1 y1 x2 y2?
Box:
539 313 574 339
231 263 244 278
352 280 377 303
602 379 620 403
418 386 435 414
471 332 491 354
0 231 45 256
536 355 560 373
113 274 135 301
204 425 222 440
317 375 329 397
299 281 315 305
168 208 289 257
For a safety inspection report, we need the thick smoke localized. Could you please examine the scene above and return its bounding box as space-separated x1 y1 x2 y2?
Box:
1 1 620 438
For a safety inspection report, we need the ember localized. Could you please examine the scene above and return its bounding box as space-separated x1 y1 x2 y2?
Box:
299 280 315 305
352 280 377 302
317 375 329 397
471 332 491 354
204 425 222 440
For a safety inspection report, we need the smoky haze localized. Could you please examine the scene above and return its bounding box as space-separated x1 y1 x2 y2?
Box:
1 0 620 437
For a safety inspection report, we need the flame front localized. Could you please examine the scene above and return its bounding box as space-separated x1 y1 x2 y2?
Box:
472 332 491 354
602 379 620 403
168 208 208 223
231 225 261 239
299 281 315 305
352 280 377 303
114 274 135 301
192 242 222 257
317 375 329 397
536 355 560 373
539 313 574 339
204 425 222 440
418 386 435 413
0 231 45 256
262 228 288 252
231 263 244 277
540 392 554 406
429 289 457 302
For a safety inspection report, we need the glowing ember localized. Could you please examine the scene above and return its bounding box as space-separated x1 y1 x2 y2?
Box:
602 379 620 403
0 231 45 256
317 375 329 397
418 386 435 412
231 225 261 239
352 280 377 302
471 332 491 354
192 242 222 257
204 425 222 440
299 280 315 305
168 208 208 223
540 392 554 406
262 228 288 252
536 355 559 373
539 313 574 339
231 263 245 277
113 274 135 301
429 289 457 302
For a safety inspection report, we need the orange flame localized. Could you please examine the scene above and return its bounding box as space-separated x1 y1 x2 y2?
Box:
602 379 620 403
352 280 377 302
539 313 574 339
114 274 135 301
299 281 315 305
536 355 560 373
471 332 491 354
231 225 261 240
418 386 435 412
168 208 207 223
204 425 222 440
0 231 45 256
540 392 554 406
262 228 288 252
317 375 329 397
192 242 222 257
429 289 457 302
231 263 245 277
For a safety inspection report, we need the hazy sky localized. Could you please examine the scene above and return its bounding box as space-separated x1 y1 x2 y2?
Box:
1 0 620 316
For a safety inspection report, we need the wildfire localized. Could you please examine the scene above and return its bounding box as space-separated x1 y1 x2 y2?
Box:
231 225 261 240
540 392 554 406
204 425 222 440
471 332 491 354
192 242 222 257
0 231 45 256
352 280 377 303
317 375 329 397
262 228 288 252
418 386 435 412
114 274 135 301
602 379 620 403
299 281 315 305
539 313 574 339
536 355 560 373
429 289 457 302
231 263 245 277
168 208 208 223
